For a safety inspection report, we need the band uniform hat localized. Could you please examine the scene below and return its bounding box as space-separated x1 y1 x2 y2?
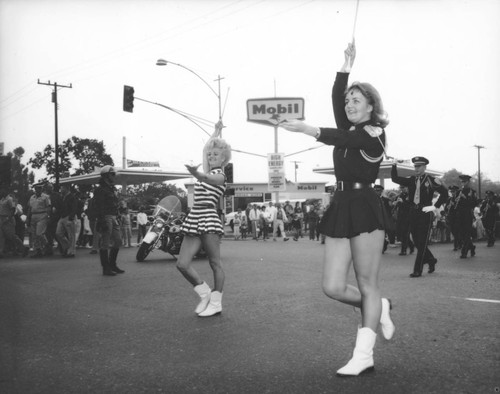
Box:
100 165 115 175
411 156 429 166
458 174 471 181
448 185 459 191
373 184 384 191
33 182 45 188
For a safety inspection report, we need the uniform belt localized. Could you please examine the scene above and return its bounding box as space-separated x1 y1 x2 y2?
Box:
336 181 372 191
31 211 47 214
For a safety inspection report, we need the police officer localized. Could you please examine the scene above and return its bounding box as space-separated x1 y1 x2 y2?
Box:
27 182 51 257
93 166 124 276
391 157 448 277
481 191 498 247
444 185 461 251
455 175 477 258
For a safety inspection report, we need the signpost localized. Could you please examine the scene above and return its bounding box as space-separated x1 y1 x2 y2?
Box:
247 97 305 202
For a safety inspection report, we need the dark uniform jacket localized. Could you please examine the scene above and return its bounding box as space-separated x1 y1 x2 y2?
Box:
318 72 386 183
455 187 477 215
93 181 119 219
60 191 77 220
391 167 448 209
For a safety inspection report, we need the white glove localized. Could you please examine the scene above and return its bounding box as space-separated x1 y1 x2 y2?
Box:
422 206 437 214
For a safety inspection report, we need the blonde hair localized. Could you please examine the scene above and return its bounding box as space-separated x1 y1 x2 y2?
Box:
202 137 232 173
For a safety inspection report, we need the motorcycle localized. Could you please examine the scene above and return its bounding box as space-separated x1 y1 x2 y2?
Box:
136 196 185 262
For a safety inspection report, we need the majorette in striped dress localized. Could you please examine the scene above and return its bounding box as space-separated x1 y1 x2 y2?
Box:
181 167 226 236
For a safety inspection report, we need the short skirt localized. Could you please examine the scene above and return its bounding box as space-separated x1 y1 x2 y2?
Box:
181 207 224 236
318 188 386 239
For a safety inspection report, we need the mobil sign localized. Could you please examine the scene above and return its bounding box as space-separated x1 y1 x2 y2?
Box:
247 97 305 127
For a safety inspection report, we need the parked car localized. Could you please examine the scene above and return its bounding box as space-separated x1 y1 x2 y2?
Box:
225 211 237 228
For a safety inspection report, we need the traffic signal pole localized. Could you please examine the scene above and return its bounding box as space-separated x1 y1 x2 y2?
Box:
37 80 72 190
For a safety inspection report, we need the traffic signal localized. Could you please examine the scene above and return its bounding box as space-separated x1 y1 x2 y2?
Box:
225 163 233 183
123 85 134 113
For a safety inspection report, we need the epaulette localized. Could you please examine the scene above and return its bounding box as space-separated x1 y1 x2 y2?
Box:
363 125 383 137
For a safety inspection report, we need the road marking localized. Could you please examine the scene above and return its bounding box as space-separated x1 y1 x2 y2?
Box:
451 296 500 304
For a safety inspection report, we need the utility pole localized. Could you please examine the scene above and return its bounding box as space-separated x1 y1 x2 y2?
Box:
291 161 301 183
37 80 72 190
473 145 485 199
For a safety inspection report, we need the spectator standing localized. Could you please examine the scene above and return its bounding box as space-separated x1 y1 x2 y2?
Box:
233 208 242 240
136 207 148 245
481 191 498 247
55 184 78 258
44 183 62 256
27 183 51 258
240 212 248 239
456 175 477 259
0 187 28 257
119 202 132 248
87 193 99 255
248 204 259 240
272 203 289 241
291 213 302 241
307 205 319 240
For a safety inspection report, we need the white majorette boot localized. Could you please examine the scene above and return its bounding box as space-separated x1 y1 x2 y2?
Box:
380 298 395 340
193 282 211 314
198 291 222 317
336 327 377 377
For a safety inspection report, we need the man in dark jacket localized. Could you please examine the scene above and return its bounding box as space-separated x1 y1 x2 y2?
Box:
481 191 498 247
456 175 478 258
93 166 124 276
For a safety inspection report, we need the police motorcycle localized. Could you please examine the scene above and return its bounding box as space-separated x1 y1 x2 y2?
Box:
136 196 185 262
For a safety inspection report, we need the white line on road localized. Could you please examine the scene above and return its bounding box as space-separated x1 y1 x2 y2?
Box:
451 296 500 304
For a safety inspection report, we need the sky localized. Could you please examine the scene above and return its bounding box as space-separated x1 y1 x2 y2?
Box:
1 0 500 190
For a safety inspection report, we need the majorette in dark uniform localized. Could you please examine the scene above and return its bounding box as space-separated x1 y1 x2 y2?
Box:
455 175 477 258
444 185 461 251
480 190 498 247
317 72 387 238
391 157 448 277
181 167 226 236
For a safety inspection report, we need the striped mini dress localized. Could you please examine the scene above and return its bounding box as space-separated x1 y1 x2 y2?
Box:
181 168 226 236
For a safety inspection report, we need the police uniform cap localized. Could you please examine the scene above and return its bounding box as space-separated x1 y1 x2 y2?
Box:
411 156 429 166
448 185 459 191
373 185 384 191
33 182 45 188
485 190 494 196
100 165 115 175
458 175 471 181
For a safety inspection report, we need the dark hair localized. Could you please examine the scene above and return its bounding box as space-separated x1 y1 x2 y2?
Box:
346 82 389 128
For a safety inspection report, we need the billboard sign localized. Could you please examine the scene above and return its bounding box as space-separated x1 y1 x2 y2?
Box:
247 97 305 127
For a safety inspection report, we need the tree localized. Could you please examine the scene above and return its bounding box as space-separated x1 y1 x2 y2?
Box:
28 137 113 181
441 168 500 198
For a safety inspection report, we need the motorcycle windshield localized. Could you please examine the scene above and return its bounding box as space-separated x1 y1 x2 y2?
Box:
153 196 182 217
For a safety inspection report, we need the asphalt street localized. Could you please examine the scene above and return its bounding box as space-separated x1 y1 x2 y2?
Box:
1 236 499 394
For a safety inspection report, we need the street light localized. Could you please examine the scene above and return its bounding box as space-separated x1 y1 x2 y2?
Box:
156 59 223 122
473 145 485 198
